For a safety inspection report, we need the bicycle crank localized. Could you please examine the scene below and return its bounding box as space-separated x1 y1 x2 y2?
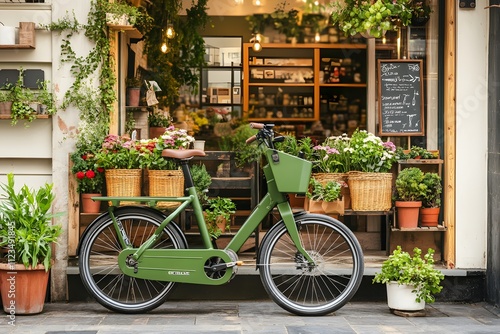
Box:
118 248 242 285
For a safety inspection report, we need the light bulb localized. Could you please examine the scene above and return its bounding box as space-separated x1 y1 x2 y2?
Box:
161 42 168 53
166 24 175 39
252 41 262 52
314 32 320 42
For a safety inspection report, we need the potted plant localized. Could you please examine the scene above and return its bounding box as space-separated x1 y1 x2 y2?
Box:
10 70 36 125
148 108 172 138
394 167 427 229
219 123 261 170
0 86 13 115
373 246 444 312
419 172 442 227
330 0 413 38
190 163 212 206
138 126 194 209
409 0 433 26
0 173 62 314
306 177 344 215
103 0 152 28
126 76 142 107
204 197 236 240
70 150 105 213
271 3 301 43
95 134 143 205
36 79 57 116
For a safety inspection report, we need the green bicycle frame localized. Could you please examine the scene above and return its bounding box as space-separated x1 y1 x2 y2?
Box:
94 147 315 266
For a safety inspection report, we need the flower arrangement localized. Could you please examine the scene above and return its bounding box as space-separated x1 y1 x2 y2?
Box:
70 151 105 194
138 126 195 170
148 109 171 128
312 130 397 173
330 0 413 38
95 134 142 169
312 133 351 173
348 129 397 172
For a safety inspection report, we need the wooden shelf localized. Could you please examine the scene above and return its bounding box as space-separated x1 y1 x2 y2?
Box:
0 114 51 120
391 225 447 232
0 44 35 49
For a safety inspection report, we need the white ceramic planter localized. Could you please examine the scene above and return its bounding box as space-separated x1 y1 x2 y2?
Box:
193 140 205 151
386 281 425 311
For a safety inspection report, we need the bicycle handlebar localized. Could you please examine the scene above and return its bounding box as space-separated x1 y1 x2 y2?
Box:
250 122 265 129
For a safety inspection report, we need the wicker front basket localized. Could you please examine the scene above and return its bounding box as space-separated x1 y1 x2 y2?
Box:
347 172 393 211
148 169 184 209
105 169 142 206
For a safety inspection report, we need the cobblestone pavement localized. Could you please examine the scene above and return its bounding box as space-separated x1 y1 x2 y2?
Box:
1 300 500 334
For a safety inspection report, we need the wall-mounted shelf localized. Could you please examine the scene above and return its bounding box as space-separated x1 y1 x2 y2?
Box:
0 22 35 49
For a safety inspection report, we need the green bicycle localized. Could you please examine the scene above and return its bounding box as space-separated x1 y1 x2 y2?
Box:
78 123 364 316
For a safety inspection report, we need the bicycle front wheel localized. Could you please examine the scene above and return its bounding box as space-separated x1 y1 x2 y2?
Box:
259 214 364 316
79 207 187 313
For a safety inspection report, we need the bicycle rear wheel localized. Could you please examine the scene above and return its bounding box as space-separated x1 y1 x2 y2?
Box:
78 207 187 313
258 213 364 316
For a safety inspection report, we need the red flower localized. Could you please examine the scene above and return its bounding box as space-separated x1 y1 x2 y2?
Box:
76 171 85 179
85 170 96 179
97 167 104 173
82 154 88 160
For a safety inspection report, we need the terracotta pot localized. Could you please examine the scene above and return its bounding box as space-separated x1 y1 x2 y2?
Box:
396 201 422 229
149 126 166 139
81 193 102 213
0 263 49 314
0 101 12 115
288 193 306 209
127 87 141 106
420 207 440 227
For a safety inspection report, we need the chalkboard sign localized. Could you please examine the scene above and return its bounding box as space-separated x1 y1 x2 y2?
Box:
378 60 424 136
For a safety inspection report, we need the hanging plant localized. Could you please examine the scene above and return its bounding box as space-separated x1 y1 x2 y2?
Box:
143 0 210 108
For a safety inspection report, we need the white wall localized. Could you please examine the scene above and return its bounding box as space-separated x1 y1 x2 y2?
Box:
455 6 489 269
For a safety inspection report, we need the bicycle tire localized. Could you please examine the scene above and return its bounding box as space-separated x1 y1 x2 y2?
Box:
79 207 187 313
258 213 364 316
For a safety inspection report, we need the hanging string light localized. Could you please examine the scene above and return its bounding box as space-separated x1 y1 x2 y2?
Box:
251 33 262 52
166 23 175 39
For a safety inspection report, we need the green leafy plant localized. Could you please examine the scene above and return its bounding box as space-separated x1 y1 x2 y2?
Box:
373 246 444 303
9 70 36 126
306 178 343 202
330 0 413 38
36 79 56 115
395 167 427 201
190 164 212 206
408 146 438 159
274 135 315 161
0 173 62 270
420 172 442 208
219 124 261 167
126 76 142 88
103 0 153 27
272 2 300 39
204 197 236 239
